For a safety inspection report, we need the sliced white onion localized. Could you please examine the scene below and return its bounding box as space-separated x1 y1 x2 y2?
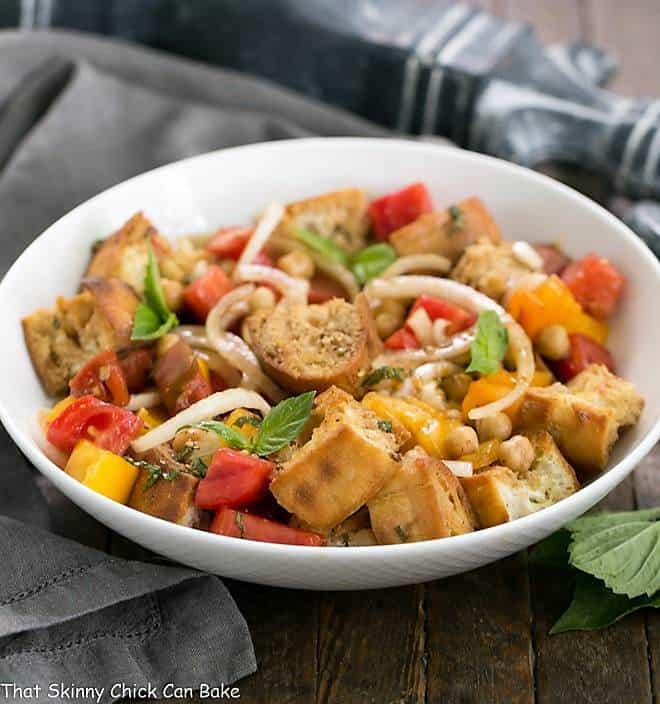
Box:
512 241 543 271
372 329 475 368
127 390 161 411
443 460 474 477
205 285 286 401
382 254 451 278
366 276 534 419
237 201 284 268
235 263 308 303
406 307 433 347
131 388 271 453
413 361 459 383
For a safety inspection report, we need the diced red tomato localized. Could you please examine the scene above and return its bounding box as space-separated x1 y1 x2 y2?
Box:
183 265 233 322
561 253 625 319
210 507 325 546
384 327 420 350
69 350 129 406
206 226 254 259
551 333 616 382
254 250 274 267
47 395 142 455
153 340 213 414
308 273 347 303
368 182 433 240
409 295 477 336
118 347 154 393
196 448 273 510
534 244 571 276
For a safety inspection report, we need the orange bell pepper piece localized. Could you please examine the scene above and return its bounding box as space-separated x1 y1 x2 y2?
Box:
508 275 608 344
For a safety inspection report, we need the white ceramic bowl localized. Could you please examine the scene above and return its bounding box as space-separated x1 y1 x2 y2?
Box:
1 138 658 590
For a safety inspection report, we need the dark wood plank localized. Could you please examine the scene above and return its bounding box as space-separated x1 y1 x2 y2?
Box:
231 583 319 704
532 477 653 704
317 585 425 704
426 553 534 704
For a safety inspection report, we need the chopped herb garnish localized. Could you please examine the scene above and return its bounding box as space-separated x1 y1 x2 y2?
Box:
235 511 245 538
377 420 393 433
234 415 262 429
91 238 104 254
448 204 466 234
394 525 409 542
125 457 179 489
174 444 194 463
361 366 405 388
190 457 208 478
52 317 61 330
340 532 350 547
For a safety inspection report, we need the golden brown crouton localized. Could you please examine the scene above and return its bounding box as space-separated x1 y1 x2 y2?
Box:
270 387 401 532
22 279 139 396
127 445 201 527
390 197 501 263
273 188 370 252
461 430 579 527
246 294 379 394
292 507 378 546
450 239 538 302
368 446 477 544
516 365 643 476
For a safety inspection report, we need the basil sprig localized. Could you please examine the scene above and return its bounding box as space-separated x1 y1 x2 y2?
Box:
131 243 179 341
350 243 397 285
186 391 315 458
361 366 404 388
294 229 397 286
465 310 508 375
530 508 660 633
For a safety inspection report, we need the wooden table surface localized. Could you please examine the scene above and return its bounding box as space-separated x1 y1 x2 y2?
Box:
40 2 659 703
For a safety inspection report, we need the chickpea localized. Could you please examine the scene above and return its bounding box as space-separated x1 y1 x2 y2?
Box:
277 251 315 279
375 300 406 338
441 373 472 403
536 324 570 360
161 278 183 312
241 319 253 346
218 259 235 276
379 299 407 319
250 286 276 312
445 425 479 459
476 412 512 442
498 435 535 474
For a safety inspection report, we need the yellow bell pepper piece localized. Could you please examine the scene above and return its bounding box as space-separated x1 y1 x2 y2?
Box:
462 369 552 422
225 408 261 442
508 275 608 343
44 396 76 425
65 440 139 504
137 406 167 433
460 439 501 469
197 357 210 383
362 393 460 458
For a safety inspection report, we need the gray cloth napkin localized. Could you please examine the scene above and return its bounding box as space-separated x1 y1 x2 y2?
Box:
0 29 384 700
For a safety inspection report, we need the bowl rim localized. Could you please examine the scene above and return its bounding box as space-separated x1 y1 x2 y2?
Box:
2 136 659 560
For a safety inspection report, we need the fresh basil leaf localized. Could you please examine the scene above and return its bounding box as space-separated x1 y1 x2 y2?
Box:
550 572 660 634
568 507 660 536
465 310 509 375
569 520 660 598
144 242 172 320
130 243 179 341
190 421 253 452
361 366 404 388
131 305 178 341
350 243 397 285
529 530 572 569
296 228 349 266
253 391 315 457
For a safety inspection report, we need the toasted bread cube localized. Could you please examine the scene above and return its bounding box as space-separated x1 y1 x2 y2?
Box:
127 445 201 527
246 294 380 394
517 365 643 476
292 507 379 546
390 197 501 263
22 279 139 396
129 470 200 527
462 430 579 527
270 387 400 531
273 188 370 252
451 239 537 302
368 447 477 544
